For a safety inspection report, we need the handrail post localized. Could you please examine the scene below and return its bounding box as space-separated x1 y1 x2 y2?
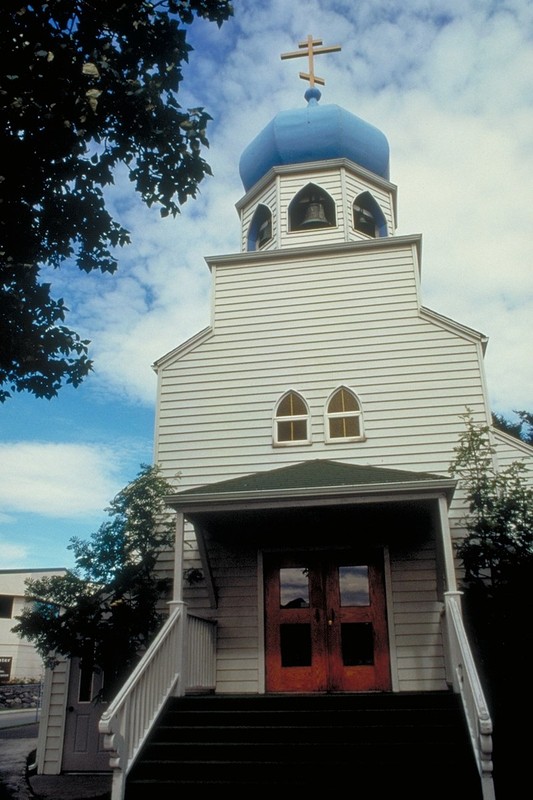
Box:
169 600 188 697
99 606 216 800
442 589 463 692
442 592 495 800
173 512 185 603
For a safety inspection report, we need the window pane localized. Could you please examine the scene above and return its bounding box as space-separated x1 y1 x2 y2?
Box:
277 419 307 442
338 566 369 606
329 415 360 439
341 623 374 666
280 568 309 608
0 596 14 619
78 667 94 703
344 416 360 437
280 624 312 666
278 392 306 416
291 420 307 440
329 388 358 413
329 418 344 438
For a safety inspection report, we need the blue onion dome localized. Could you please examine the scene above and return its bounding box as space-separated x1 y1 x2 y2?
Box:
239 87 390 192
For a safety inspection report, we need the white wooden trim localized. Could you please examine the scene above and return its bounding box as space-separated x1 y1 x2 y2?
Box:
383 546 399 692
235 157 397 211
194 522 217 609
206 234 422 270
257 550 266 694
172 512 184 602
438 495 457 593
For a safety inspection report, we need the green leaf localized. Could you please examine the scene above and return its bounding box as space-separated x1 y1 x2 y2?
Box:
1 0 233 401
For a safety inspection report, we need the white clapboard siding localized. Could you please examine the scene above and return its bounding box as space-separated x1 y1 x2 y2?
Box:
236 160 396 245
237 163 393 250
183 536 450 693
154 216 494 693
390 544 448 692
37 658 69 775
240 180 278 252
208 540 260 692
344 169 395 233
157 321 486 487
493 429 533 479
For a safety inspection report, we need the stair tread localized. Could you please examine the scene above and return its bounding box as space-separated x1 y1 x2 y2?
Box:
125 692 482 799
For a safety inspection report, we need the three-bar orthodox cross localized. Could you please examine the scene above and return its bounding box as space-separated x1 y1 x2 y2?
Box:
281 35 341 87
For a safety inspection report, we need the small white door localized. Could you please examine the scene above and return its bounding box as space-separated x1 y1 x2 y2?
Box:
62 659 110 772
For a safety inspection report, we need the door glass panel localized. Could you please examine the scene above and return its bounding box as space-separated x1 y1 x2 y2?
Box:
280 567 309 608
280 624 312 666
341 622 374 666
338 565 369 606
78 667 94 703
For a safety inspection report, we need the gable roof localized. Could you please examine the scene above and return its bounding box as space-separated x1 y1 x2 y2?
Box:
166 459 456 513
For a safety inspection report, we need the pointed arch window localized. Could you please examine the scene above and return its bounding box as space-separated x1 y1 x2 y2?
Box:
247 204 273 251
274 391 310 445
353 191 387 238
289 183 336 232
326 387 364 442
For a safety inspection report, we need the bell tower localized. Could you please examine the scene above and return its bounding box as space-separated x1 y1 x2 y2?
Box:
237 36 397 253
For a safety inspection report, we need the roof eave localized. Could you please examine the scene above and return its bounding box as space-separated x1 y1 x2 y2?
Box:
166 478 457 515
205 234 422 271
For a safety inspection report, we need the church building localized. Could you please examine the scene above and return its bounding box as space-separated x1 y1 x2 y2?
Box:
37 36 533 800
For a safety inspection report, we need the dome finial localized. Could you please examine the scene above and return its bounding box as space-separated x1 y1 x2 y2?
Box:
281 34 341 101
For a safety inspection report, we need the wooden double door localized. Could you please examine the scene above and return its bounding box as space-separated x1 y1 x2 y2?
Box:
264 550 391 693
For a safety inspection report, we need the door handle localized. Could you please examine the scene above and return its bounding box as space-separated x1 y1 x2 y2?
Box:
328 609 335 626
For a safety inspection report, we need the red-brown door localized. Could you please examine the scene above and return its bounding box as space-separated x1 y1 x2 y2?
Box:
264 551 390 693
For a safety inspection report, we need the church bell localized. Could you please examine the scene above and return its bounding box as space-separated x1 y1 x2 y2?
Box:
300 200 330 227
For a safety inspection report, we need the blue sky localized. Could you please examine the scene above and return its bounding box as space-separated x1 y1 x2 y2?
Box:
2 0 532 569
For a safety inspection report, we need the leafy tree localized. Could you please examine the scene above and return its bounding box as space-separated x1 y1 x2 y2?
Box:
492 409 533 445
450 410 533 592
449 410 533 790
13 464 176 699
1 1 233 402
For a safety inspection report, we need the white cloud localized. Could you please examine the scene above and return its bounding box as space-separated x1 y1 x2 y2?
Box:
0 443 126 518
3 0 532 569
0 538 29 568
32 0 533 415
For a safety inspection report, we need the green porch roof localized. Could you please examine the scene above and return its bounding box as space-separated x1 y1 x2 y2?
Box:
170 459 453 502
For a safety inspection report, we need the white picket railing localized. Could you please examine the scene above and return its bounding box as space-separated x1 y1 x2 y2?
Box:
442 592 496 800
99 602 217 800
187 612 217 691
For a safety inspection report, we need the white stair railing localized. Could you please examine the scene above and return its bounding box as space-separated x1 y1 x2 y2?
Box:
99 602 216 800
187 612 217 691
442 592 496 800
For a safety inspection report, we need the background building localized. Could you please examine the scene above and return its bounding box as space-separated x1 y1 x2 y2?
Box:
0 568 66 683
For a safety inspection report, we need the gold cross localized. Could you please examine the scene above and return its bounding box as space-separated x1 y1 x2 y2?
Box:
281 35 341 87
